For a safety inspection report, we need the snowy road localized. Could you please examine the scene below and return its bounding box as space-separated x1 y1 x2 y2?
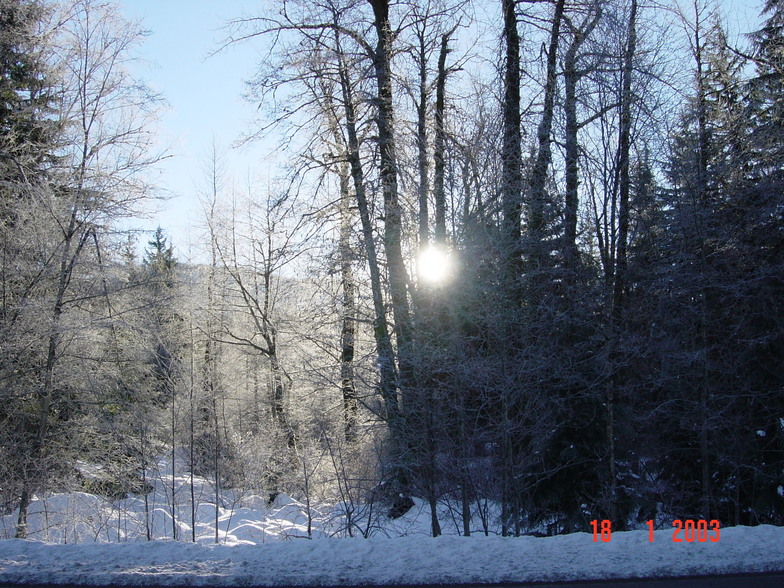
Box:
2 573 784 587
518 572 784 586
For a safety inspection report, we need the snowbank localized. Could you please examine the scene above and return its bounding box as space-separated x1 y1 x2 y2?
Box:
2 460 782 585
1 525 783 585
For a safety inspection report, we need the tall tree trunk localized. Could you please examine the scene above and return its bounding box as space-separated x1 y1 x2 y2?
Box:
689 0 711 520
416 28 430 251
606 0 638 525
368 0 415 510
563 46 580 270
501 0 523 293
498 0 525 537
204 173 222 539
212 393 220 544
562 6 601 270
527 0 566 274
433 29 454 245
188 322 197 542
335 34 401 436
318 75 359 444
612 0 637 316
338 160 358 443
170 377 177 541
369 0 413 363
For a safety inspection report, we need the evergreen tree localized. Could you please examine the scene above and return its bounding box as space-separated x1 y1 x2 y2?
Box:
653 9 784 524
0 0 55 190
141 227 181 404
144 226 177 290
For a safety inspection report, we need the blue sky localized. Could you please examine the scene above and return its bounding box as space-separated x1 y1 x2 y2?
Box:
120 0 267 260
119 0 765 261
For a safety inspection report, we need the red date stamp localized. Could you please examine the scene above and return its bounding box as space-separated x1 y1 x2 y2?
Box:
590 519 720 542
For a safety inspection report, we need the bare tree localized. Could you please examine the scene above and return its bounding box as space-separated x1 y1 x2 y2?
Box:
205 176 316 504
562 1 602 270
13 0 163 538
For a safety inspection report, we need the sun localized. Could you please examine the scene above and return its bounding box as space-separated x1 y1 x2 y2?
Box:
417 245 451 284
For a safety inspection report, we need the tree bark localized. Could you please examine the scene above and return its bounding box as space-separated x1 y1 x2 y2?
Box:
335 32 401 434
612 0 637 317
369 0 413 363
368 1 415 510
606 0 638 525
415 24 430 250
433 28 454 245
501 0 523 292
338 159 358 443
563 6 601 270
689 0 711 520
564 46 580 269
527 0 566 274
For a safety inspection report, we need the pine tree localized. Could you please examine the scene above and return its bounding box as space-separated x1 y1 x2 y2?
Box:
653 8 784 523
140 231 180 409
144 227 177 290
0 0 55 190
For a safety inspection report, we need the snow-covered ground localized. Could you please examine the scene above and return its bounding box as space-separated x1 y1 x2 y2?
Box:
1 460 783 585
1 524 783 585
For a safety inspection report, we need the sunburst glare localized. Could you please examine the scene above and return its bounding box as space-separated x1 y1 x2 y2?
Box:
417 245 452 284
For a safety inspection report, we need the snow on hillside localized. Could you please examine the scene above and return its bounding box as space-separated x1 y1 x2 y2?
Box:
1 461 783 585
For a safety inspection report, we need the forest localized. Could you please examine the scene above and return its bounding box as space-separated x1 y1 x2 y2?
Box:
1 0 783 543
